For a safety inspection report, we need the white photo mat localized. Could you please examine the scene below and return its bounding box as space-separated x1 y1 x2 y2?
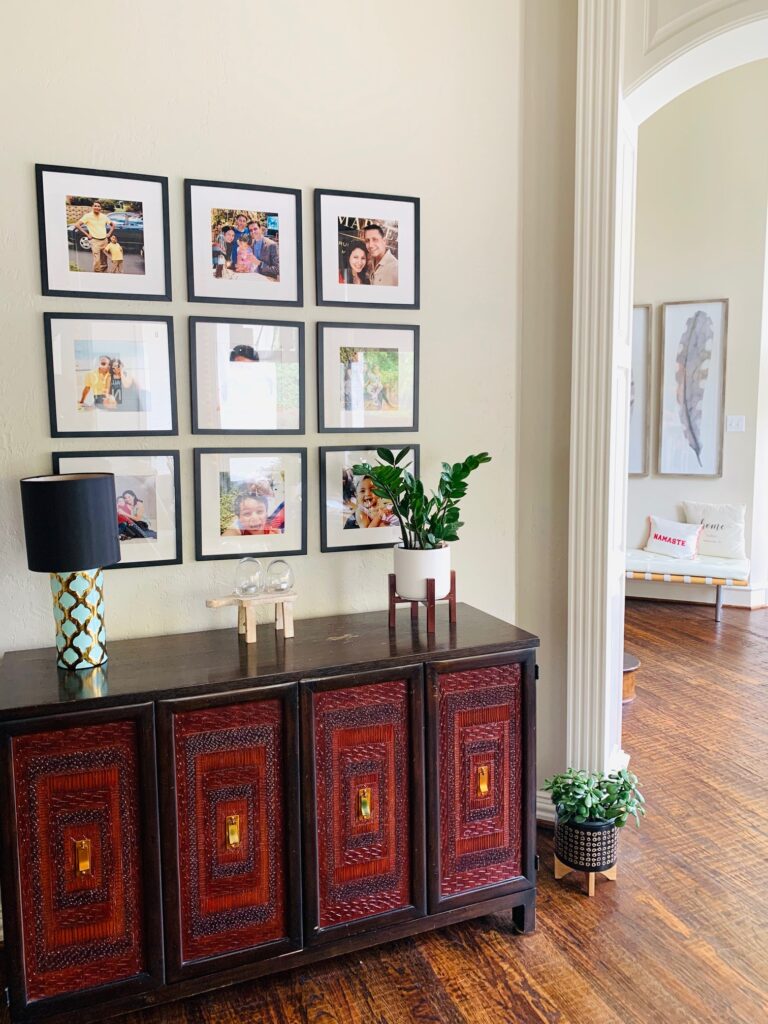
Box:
317 192 417 307
53 451 180 567
659 300 728 477
45 315 175 436
187 183 300 305
629 304 651 476
319 325 417 431
38 167 169 297
196 449 305 559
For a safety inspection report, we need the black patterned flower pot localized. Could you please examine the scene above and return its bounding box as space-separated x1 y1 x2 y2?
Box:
554 816 618 872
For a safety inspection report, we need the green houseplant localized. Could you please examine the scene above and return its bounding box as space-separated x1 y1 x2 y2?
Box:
543 768 645 873
352 448 491 600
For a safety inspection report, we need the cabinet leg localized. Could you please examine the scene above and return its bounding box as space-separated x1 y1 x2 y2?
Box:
512 897 535 934
283 603 295 639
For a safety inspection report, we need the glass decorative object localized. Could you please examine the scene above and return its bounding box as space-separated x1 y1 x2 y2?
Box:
266 559 294 592
234 557 266 596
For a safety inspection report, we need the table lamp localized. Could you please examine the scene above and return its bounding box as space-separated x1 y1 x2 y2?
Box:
20 473 121 670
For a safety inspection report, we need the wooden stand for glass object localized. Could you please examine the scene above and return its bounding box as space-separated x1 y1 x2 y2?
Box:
389 570 457 633
554 855 617 897
206 591 296 643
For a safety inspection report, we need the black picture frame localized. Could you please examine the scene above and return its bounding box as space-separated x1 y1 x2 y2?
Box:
314 188 420 309
317 322 420 434
36 163 172 301
319 443 421 553
44 312 178 438
185 178 304 307
52 449 183 569
189 316 305 435
194 447 307 561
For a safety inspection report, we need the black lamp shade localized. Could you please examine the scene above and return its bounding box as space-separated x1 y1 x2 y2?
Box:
20 473 121 573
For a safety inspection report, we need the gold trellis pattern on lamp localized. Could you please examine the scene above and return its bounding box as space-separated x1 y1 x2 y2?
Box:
50 568 107 670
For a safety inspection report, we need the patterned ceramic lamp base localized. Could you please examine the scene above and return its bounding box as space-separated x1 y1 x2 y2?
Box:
50 568 107 670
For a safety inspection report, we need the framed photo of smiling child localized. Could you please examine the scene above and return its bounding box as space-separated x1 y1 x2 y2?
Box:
315 189 419 308
319 444 420 552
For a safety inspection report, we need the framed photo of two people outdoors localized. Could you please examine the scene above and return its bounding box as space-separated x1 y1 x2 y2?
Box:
315 189 420 309
185 179 303 306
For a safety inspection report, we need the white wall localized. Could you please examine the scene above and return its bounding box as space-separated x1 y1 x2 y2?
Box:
627 60 768 604
0 1 524 649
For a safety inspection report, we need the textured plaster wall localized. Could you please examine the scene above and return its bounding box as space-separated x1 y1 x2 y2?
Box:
0 1 524 653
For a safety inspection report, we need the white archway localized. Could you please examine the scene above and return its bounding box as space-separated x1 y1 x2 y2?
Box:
567 0 768 775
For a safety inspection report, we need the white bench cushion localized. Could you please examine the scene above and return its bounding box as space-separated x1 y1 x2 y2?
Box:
626 548 750 582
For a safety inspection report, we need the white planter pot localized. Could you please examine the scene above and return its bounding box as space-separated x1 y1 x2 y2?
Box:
393 544 451 601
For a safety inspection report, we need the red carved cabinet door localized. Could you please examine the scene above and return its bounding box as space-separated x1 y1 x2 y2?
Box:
0 705 163 1018
301 666 425 943
426 652 536 913
158 684 301 980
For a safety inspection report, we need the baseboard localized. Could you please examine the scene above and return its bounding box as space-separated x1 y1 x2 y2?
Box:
626 580 767 609
536 789 555 824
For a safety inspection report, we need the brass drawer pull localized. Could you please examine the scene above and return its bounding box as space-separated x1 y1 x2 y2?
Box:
357 786 372 821
74 837 91 875
226 814 241 849
476 764 490 797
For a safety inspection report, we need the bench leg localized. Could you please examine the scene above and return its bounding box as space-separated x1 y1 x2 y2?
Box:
715 585 723 623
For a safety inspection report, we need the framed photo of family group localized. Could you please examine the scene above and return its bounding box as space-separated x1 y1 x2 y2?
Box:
315 189 420 309
190 317 305 434
44 313 177 437
317 323 419 433
319 444 420 553
194 448 307 561
185 179 303 306
36 164 172 301
53 450 182 568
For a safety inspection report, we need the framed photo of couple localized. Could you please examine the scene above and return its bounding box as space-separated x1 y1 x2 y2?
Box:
52 450 182 569
315 189 419 309
319 445 420 552
194 448 307 561
317 323 419 433
185 179 303 306
36 164 172 301
44 313 177 437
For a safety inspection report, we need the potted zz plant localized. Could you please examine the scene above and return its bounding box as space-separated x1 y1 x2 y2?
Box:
352 448 491 601
543 767 645 874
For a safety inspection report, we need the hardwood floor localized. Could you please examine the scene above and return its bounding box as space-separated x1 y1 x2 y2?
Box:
5 599 768 1023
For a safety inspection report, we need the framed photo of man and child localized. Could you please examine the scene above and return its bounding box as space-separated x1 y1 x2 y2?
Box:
185 179 303 306
36 164 172 301
44 313 177 437
53 450 182 568
314 189 419 309
194 448 307 561
319 445 420 552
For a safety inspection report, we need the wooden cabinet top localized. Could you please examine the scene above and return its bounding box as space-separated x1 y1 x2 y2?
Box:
0 604 538 720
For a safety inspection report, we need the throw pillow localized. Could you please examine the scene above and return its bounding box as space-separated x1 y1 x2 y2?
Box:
644 515 702 559
682 501 747 559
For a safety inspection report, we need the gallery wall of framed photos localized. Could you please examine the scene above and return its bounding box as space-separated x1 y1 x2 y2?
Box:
34 163 424 590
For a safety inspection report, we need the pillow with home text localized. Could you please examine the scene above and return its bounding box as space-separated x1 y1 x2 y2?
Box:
682 501 747 559
644 516 702 559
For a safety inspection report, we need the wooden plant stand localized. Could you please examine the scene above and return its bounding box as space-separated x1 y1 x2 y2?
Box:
554 854 617 897
206 591 296 644
388 570 457 633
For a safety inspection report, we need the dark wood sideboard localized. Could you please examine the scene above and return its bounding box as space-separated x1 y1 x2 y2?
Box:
0 604 539 1024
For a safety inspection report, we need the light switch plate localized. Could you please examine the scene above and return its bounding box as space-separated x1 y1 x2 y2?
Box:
726 415 746 432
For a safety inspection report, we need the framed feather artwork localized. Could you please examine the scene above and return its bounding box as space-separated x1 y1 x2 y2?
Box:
629 304 651 476
658 299 728 477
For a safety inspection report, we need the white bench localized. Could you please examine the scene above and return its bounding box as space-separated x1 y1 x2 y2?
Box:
626 548 750 622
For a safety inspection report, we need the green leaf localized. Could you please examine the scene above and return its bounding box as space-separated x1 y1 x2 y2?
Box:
376 448 395 465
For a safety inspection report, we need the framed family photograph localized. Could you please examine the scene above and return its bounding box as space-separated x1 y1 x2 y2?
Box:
315 189 419 308
317 323 419 433
194 448 306 561
44 313 177 437
36 163 171 300
319 444 420 553
659 299 728 477
190 317 304 434
629 304 651 477
185 179 303 306
52 450 182 569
